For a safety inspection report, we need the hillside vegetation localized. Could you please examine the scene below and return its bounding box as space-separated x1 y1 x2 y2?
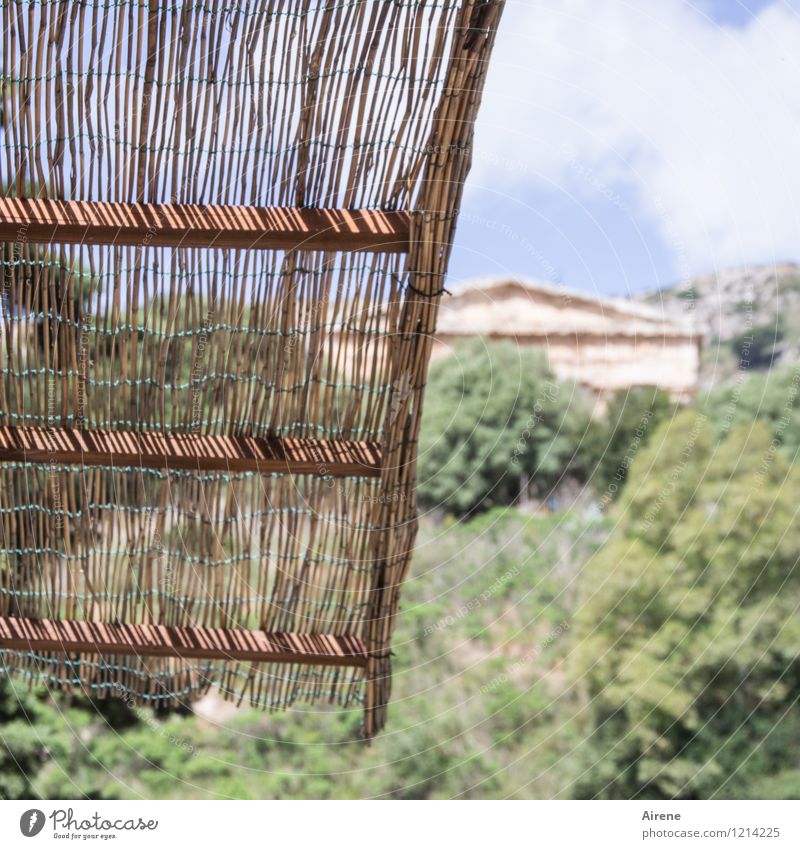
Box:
2 341 799 799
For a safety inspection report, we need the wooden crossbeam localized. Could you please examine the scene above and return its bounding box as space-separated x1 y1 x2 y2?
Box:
0 617 368 668
0 426 381 477
0 197 409 253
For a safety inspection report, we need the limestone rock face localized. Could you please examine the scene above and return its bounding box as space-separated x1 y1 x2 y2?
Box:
638 262 799 342
637 263 800 387
433 278 700 400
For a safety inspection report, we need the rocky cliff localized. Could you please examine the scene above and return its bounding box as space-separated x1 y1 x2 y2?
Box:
637 262 800 387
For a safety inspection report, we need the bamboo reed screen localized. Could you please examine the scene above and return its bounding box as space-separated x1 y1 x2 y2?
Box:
0 0 504 737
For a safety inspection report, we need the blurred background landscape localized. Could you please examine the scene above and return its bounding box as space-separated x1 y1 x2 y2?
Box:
3 259 799 799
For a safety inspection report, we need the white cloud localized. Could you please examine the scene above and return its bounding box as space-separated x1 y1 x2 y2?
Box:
469 0 800 276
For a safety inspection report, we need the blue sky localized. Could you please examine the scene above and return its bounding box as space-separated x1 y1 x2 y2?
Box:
449 0 800 296
694 0 774 26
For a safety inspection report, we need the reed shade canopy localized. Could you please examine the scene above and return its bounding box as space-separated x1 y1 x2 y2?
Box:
0 0 503 738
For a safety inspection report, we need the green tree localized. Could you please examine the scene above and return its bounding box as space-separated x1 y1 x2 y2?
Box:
417 339 594 515
0 678 83 799
571 412 800 798
586 386 675 505
702 363 800 459
730 319 784 369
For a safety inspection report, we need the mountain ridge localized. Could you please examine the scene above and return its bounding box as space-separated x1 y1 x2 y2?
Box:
635 262 800 386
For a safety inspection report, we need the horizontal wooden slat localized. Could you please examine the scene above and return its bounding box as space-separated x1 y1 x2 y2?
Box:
0 425 381 477
0 617 368 668
0 197 409 253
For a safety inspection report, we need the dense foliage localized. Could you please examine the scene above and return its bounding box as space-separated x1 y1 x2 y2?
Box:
2 346 799 800
417 339 595 515
585 386 674 504
0 677 79 799
702 364 800 459
1 511 609 800
572 413 800 798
